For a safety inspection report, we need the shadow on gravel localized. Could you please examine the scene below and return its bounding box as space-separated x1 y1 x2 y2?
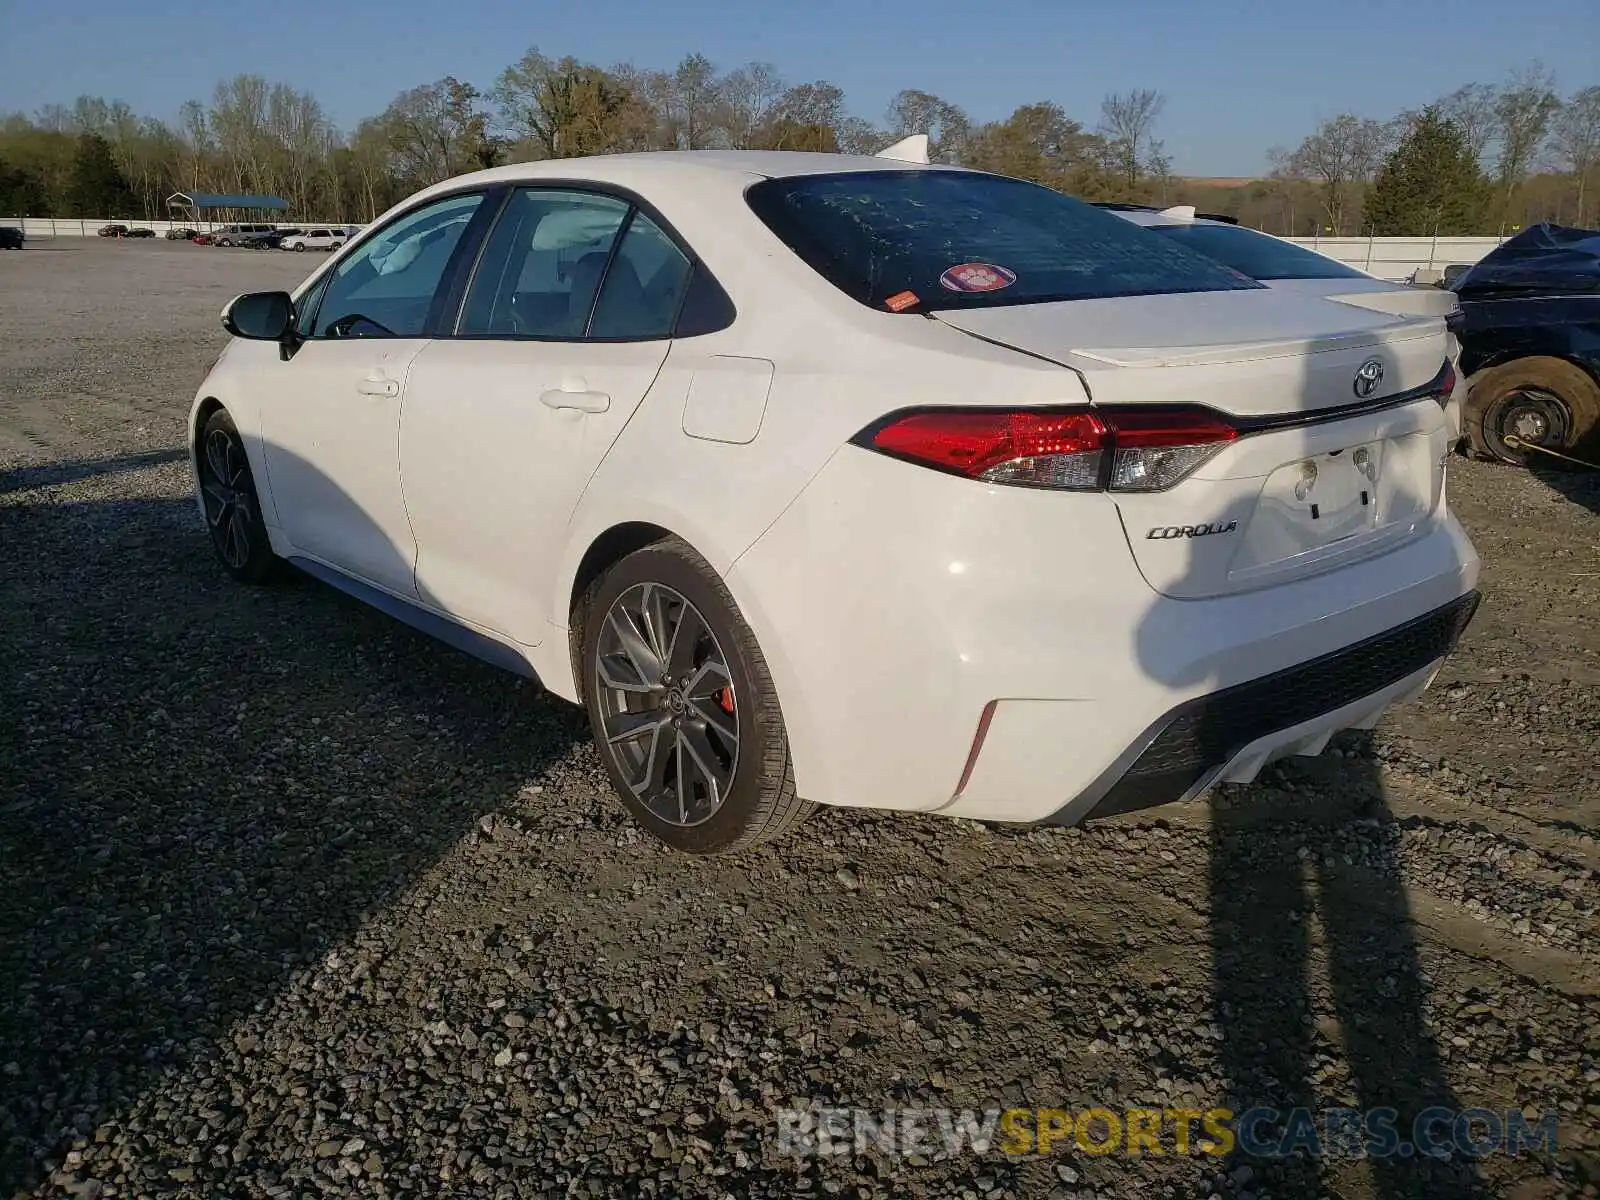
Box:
0 479 586 1192
1137 344 1490 1197
1528 464 1600 518
1208 741 1489 1200
0 449 188 495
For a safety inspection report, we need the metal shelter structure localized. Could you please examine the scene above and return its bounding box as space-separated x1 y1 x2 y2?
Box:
166 192 289 223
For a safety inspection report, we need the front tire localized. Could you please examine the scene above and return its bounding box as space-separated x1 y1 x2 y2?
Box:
294 242 306 252
1465 357 1600 467
579 538 812 854
198 410 280 584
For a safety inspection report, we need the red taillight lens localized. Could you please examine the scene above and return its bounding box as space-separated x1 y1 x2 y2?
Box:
868 410 1110 490
861 407 1237 492
1435 359 1457 408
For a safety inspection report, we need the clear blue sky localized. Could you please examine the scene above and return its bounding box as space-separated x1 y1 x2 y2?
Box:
1 0 1594 176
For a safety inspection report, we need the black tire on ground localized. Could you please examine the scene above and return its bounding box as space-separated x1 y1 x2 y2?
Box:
197 409 281 584
578 537 813 854
1464 356 1600 467
294 242 307 251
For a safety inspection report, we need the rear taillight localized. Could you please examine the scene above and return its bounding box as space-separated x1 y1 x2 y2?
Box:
857 407 1238 492
1435 359 1457 409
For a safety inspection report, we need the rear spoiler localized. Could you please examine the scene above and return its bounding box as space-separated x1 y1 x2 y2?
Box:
1325 287 1465 334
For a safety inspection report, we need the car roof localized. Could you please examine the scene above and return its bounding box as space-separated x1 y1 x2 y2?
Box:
405 150 965 212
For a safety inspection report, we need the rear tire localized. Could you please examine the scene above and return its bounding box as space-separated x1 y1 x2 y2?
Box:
579 537 813 854
1464 357 1600 467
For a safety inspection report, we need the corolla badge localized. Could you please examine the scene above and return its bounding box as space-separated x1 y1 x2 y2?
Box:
1353 358 1385 399
1145 521 1238 540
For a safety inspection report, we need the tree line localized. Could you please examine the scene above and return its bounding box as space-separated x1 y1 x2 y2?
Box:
0 51 1593 237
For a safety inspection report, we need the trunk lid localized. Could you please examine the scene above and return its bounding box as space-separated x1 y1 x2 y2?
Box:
934 288 1454 599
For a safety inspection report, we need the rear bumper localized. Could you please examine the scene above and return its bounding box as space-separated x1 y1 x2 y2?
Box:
727 445 1481 824
1046 590 1479 824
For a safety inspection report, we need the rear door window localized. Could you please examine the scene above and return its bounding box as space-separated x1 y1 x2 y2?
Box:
456 189 631 338
589 212 693 339
746 170 1261 312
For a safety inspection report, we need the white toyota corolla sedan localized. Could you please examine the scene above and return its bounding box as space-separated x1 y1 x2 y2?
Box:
191 142 1481 853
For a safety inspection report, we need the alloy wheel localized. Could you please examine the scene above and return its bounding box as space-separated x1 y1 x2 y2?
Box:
200 428 256 570
593 582 739 827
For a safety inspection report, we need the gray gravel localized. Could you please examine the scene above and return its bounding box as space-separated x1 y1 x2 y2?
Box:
2 240 1598 1200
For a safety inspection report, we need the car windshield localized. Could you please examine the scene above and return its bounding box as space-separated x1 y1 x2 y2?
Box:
1144 222 1368 281
745 170 1261 312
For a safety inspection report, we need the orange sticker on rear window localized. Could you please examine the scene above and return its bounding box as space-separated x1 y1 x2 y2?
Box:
885 290 920 312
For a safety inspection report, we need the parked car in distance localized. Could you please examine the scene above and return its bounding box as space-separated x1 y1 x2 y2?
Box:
237 229 286 250
124 227 156 238
193 147 1480 855
1450 223 1600 466
1102 204 1466 444
98 223 129 237
210 224 277 247
166 227 199 240
191 232 213 245
280 227 348 252
0 226 23 249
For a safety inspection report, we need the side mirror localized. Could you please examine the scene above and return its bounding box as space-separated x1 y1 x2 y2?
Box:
223 291 294 341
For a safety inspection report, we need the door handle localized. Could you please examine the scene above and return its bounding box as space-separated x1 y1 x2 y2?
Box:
539 387 611 413
357 376 400 398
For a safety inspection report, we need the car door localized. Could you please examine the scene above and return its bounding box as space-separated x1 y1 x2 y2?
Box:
258 189 491 596
400 188 694 646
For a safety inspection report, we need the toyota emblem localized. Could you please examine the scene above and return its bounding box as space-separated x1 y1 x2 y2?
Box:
1353 358 1385 399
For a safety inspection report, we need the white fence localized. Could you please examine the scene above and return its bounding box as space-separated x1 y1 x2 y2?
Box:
1283 235 1505 282
7 215 1505 282
7 216 357 238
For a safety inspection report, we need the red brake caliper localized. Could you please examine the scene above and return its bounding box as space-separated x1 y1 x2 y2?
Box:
717 686 735 714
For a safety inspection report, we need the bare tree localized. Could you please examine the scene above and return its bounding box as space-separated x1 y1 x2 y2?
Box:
963 102 1108 195
667 53 721 150
377 77 492 187
719 62 783 150
774 82 846 133
885 89 970 162
1098 89 1165 190
1550 85 1600 225
1493 63 1561 203
1439 83 1499 167
494 50 638 161
1285 113 1392 235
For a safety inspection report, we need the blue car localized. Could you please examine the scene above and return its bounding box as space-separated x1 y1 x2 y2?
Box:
1452 223 1600 467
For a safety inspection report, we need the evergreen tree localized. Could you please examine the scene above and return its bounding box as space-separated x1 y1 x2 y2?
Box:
1364 106 1486 235
68 133 136 217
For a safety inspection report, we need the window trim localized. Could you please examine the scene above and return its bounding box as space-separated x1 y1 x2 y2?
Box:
439 180 733 344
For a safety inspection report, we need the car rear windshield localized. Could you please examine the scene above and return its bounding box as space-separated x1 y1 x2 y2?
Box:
744 170 1262 312
1145 222 1368 281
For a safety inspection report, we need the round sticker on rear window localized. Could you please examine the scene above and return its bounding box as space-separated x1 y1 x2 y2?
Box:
939 262 1016 293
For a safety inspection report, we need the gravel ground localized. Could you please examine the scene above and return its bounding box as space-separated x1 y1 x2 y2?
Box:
2 240 1598 1200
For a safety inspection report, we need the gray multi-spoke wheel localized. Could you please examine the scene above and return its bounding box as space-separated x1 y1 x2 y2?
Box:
595 583 739 827
579 538 813 854
197 409 280 583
